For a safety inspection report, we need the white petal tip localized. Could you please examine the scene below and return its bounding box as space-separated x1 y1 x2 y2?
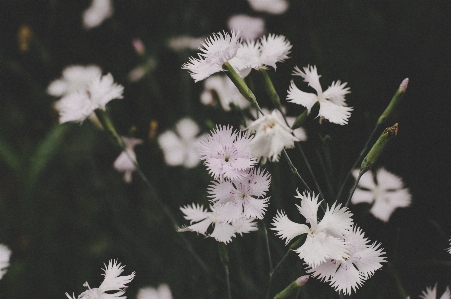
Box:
399 78 409 91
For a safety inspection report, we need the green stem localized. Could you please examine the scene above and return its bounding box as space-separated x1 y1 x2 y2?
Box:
282 150 312 194
218 243 232 299
263 222 274 272
388 262 407 298
345 171 363 207
259 68 281 108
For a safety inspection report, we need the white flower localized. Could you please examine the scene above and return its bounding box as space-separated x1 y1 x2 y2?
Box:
447 239 451 255
227 14 265 40
182 31 241 82
351 167 411 222
418 284 451 299
200 75 250 111
247 0 289 15
178 203 258 244
137 284 172 299
55 73 123 123
287 65 352 125
83 0 113 29
307 226 385 295
65 260 135 299
113 137 143 183
158 118 205 168
0 244 11 280
247 111 299 162
168 35 205 52
47 65 102 97
198 125 256 180
271 191 353 268
208 167 271 222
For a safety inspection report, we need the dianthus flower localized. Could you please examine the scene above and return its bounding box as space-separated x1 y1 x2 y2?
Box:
247 111 299 162
178 203 258 244
271 191 353 268
83 0 113 29
307 226 385 295
182 31 241 82
47 65 102 97
55 73 123 123
208 167 271 222
351 167 411 222
247 0 289 15
158 118 205 168
0 244 11 280
137 284 173 299
287 65 352 125
415 284 451 299
113 137 143 183
227 14 265 40
65 260 135 299
198 125 256 180
200 75 250 111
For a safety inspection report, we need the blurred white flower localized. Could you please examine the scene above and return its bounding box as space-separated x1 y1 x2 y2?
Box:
417 284 451 299
182 31 241 82
287 65 352 125
200 75 250 111
158 118 205 168
66 260 135 299
271 191 353 268
247 0 289 14
47 65 102 97
351 167 411 222
308 226 385 295
113 137 143 183
0 244 11 280
178 203 257 244
168 36 205 52
55 73 123 123
83 0 113 29
227 14 265 40
137 284 172 299
247 111 299 162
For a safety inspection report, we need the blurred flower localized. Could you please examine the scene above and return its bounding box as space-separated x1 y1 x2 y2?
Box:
128 58 157 82
137 284 172 299
198 125 256 180
247 0 289 14
182 31 241 82
168 35 205 52
0 244 11 279
287 65 352 125
417 284 451 299
55 73 123 123
113 137 143 183
200 75 250 111
178 203 257 244
66 260 135 299
158 118 204 168
47 65 102 97
247 111 299 162
351 167 411 222
271 191 353 268
208 167 271 222
227 14 265 40
307 226 385 295
83 0 113 29
448 239 451 255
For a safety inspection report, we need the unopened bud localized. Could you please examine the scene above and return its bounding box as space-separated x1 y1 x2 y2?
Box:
132 38 145 56
360 123 398 174
377 79 409 125
292 102 320 130
273 276 309 299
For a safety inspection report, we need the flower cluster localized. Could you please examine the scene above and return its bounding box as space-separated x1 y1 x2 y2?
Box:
179 125 271 243
271 191 385 294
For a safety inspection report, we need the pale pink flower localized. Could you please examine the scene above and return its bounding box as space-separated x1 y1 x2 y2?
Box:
227 14 265 40
113 137 143 183
417 284 451 299
137 284 172 299
200 75 250 110
83 0 113 29
247 0 289 15
168 36 205 52
0 244 11 280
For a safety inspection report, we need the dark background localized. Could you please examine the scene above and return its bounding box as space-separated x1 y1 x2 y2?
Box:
0 0 450 298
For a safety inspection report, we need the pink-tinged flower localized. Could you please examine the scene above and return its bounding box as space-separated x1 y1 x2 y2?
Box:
137 284 173 299
307 226 385 295
247 111 299 163
351 167 411 222
158 118 205 168
168 35 205 52
65 260 135 299
247 0 289 15
271 191 353 268
198 125 256 180
208 168 271 222
55 73 123 123
47 65 102 97
200 75 250 110
178 204 258 244
287 65 352 125
416 284 451 299
227 14 265 40
83 0 113 29
182 31 241 82
0 244 11 280
113 137 143 183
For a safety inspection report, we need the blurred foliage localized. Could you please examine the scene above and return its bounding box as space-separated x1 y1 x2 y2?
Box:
0 0 450 298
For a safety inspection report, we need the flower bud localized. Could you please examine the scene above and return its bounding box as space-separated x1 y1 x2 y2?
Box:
360 123 398 174
377 78 409 125
292 102 320 130
273 276 309 299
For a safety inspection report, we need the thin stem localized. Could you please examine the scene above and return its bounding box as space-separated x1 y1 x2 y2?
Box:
345 171 363 207
266 249 292 299
336 125 379 202
262 221 274 272
388 262 408 299
224 264 232 299
218 243 232 299
282 150 312 194
316 149 335 198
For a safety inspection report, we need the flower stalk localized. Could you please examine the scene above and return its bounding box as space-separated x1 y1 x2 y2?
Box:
377 78 409 126
260 68 281 108
273 276 309 299
223 62 260 111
